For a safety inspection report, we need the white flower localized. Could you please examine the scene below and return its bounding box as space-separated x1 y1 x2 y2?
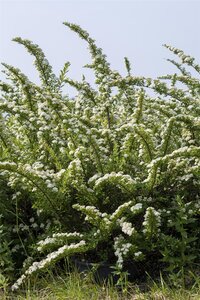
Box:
88 173 102 184
131 203 142 212
121 222 135 236
134 251 142 257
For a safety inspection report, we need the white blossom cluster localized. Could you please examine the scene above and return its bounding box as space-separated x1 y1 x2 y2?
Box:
94 172 136 192
119 219 135 236
130 203 143 213
11 240 86 291
37 232 84 251
143 207 161 236
114 235 132 269
73 201 138 237
110 201 133 221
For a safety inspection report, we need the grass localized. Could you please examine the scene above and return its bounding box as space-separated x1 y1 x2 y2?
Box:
1 267 200 300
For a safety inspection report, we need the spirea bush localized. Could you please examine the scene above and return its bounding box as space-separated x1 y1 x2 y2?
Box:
0 22 199 290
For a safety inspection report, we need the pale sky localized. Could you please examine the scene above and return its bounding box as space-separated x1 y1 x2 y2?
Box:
1 0 200 95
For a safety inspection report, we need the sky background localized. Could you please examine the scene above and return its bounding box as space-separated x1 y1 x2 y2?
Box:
1 0 200 96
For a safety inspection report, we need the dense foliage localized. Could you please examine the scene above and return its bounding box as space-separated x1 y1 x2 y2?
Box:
0 22 199 290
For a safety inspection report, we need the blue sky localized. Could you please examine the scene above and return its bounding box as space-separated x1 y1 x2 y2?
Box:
1 0 200 95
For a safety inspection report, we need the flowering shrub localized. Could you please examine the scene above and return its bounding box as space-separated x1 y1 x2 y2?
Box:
0 22 199 289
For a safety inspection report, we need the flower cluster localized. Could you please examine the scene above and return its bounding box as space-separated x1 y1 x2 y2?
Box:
119 220 135 236
142 207 161 237
93 172 136 193
114 235 132 269
11 240 86 291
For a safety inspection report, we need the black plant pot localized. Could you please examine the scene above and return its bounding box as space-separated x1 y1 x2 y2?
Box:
71 257 144 284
